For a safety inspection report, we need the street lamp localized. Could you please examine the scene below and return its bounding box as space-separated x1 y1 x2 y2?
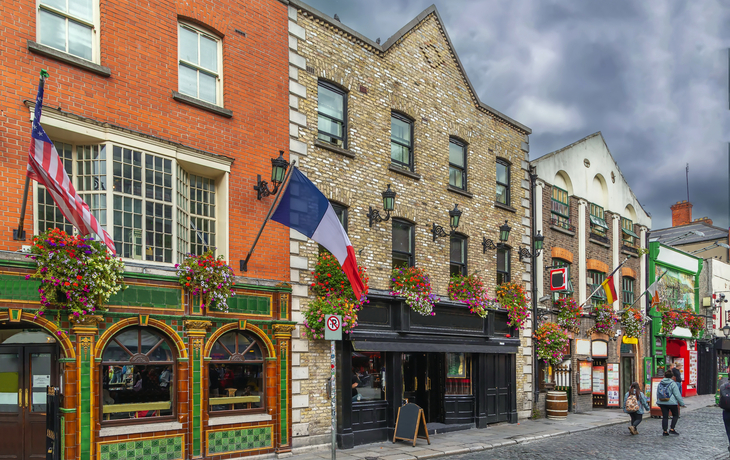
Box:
432 204 462 241
519 230 545 259
483 220 512 252
367 184 397 227
723 324 730 339
253 151 290 200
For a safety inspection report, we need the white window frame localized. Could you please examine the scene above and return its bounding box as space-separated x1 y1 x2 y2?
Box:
37 0 100 63
178 22 223 106
29 106 231 266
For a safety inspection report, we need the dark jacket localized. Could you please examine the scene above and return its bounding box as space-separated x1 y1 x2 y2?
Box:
672 367 682 383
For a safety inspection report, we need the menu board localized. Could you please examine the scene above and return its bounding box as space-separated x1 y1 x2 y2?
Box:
579 361 592 394
650 377 663 409
606 363 620 407
689 351 698 387
592 365 605 395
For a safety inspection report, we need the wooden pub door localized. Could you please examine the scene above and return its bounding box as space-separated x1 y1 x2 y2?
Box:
0 345 58 460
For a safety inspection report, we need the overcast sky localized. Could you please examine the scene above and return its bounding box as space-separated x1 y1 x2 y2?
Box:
302 0 730 230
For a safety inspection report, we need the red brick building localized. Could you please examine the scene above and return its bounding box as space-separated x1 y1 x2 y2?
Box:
0 0 295 458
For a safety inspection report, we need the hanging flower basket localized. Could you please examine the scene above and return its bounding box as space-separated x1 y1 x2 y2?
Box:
303 251 369 339
591 303 618 335
176 250 235 313
391 266 437 316
310 251 369 305
621 307 646 338
27 228 126 318
448 272 497 318
302 297 359 339
495 282 530 328
555 297 582 332
534 322 570 367
686 313 705 338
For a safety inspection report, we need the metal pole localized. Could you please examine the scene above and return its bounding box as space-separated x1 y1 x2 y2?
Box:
529 168 539 411
331 340 337 460
14 175 31 241
240 160 296 271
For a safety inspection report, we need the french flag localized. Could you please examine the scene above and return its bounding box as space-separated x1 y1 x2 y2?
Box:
271 167 365 301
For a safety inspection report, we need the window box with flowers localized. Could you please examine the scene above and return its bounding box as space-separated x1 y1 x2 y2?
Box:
26 228 126 332
391 266 437 316
590 303 618 335
495 282 530 329
176 250 235 313
303 251 369 339
555 297 582 333
448 272 497 318
621 307 647 338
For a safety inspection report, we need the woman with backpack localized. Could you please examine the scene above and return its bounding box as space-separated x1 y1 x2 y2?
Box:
656 370 686 436
623 381 650 434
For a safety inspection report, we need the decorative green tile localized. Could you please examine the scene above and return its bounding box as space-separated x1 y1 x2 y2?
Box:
107 284 182 310
98 436 183 460
0 274 42 301
225 295 271 315
207 426 273 455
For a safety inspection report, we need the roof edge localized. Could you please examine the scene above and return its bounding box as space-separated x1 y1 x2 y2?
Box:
292 0 531 134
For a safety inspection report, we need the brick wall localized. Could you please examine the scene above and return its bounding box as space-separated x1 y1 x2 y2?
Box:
0 0 290 280
286 4 533 446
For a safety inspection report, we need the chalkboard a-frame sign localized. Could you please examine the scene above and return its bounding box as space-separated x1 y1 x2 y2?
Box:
393 403 431 447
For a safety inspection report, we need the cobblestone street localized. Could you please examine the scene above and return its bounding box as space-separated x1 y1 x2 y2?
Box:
452 406 729 460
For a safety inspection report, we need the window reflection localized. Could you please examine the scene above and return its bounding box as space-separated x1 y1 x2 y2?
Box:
352 352 385 402
208 331 265 414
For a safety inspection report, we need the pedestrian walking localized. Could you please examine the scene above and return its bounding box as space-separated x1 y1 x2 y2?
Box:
718 380 730 453
656 370 686 436
671 362 683 396
623 381 650 435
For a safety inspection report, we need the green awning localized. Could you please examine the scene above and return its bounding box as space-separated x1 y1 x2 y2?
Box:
589 215 608 229
622 227 639 238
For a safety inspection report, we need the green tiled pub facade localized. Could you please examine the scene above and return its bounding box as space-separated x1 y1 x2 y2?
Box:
647 242 702 397
0 258 295 459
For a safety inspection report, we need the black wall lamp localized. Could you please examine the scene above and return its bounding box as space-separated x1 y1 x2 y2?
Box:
432 204 462 241
367 184 396 227
518 230 544 259
253 151 290 200
482 220 511 252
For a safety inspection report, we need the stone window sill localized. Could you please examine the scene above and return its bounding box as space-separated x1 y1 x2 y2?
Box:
314 139 355 158
550 225 576 237
388 164 421 180
208 413 272 426
494 201 516 213
27 41 111 77
172 91 233 118
589 238 611 249
447 185 473 198
99 421 183 437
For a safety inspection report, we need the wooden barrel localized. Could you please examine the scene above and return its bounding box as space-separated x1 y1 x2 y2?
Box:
546 391 568 420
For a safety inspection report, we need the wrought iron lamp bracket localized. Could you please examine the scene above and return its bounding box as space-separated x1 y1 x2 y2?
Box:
482 237 498 253
518 246 542 259
432 223 451 242
367 207 392 227
253 175 280 201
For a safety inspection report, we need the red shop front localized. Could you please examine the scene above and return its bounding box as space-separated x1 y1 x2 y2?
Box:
666 338 698 397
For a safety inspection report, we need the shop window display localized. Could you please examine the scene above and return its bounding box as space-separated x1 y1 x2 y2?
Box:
446 353 471 395
351 351 385 402
100 327 175 423
208 331 265 414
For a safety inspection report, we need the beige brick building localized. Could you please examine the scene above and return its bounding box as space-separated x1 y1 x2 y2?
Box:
285 1 534 448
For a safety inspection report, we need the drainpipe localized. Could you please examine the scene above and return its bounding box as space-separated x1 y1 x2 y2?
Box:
530 166 539 411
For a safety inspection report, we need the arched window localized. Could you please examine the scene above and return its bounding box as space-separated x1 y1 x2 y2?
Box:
208 331 265 415
100 327 175 424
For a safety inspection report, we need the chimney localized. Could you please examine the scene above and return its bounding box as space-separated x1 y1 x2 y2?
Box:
694 217 713 225
670 200 692 227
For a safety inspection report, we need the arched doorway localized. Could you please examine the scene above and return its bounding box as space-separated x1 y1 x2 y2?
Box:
0 326 61 460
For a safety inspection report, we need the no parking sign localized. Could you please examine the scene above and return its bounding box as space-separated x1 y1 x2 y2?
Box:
325 314 342 341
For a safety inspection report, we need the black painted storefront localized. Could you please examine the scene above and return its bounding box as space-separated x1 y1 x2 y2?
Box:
336 295 519 448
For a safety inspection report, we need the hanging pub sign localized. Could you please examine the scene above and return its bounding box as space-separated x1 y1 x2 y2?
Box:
550 267 569 291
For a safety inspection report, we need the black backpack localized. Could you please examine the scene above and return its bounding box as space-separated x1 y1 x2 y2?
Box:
720 383 730 410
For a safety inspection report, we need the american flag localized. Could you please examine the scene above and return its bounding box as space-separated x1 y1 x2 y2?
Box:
27 78 116 254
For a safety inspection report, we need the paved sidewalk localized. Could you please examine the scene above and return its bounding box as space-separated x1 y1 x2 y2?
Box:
284 394 715 460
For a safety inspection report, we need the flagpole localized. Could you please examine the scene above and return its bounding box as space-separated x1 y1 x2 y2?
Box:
14 70 49 241
578 256 631 310
240 160 296 272
625 270 669 311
